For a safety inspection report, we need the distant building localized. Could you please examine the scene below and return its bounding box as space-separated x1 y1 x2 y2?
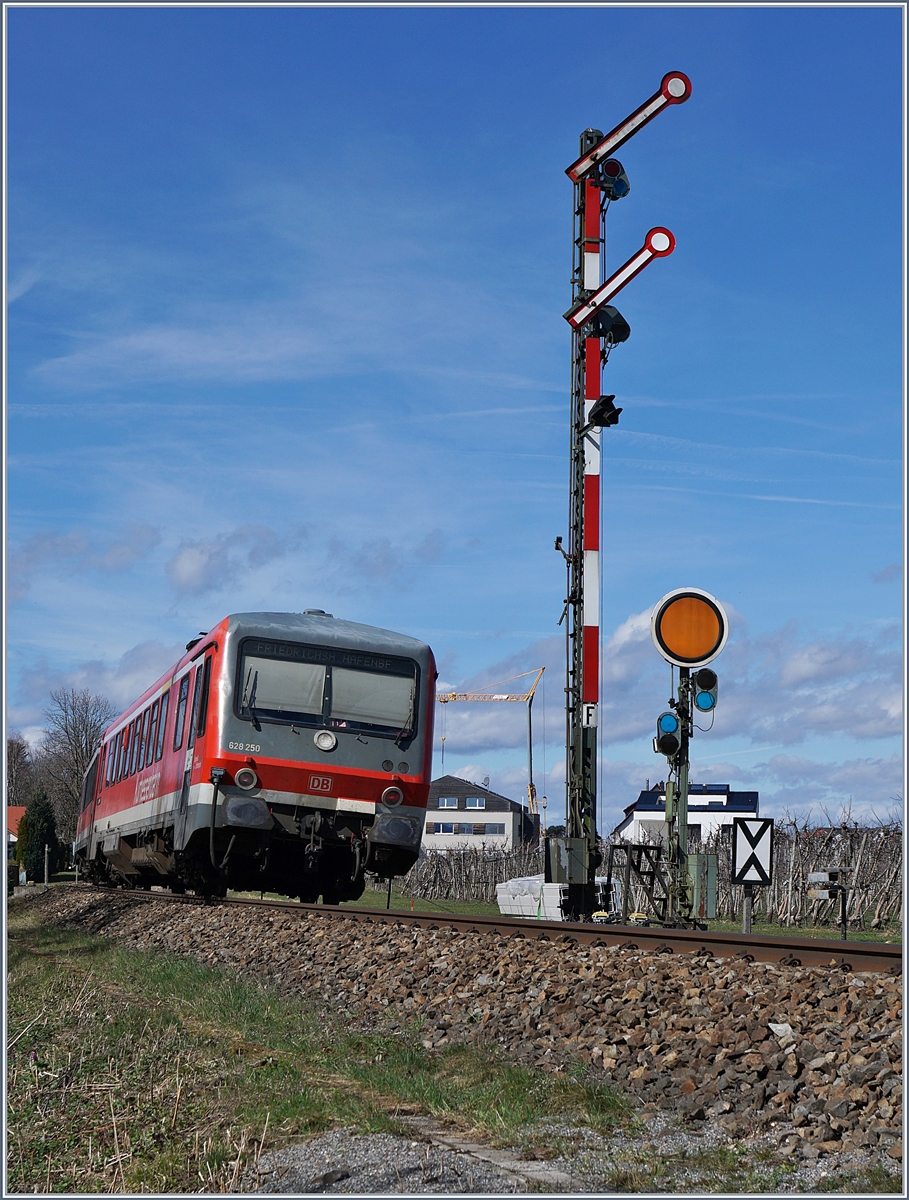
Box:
611 783 759 845
423 775 539 851
6 806 26 861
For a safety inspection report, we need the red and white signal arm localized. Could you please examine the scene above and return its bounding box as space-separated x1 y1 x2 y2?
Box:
566 71 692 183
565 228 675 330
650 587 728 668
732 818 774 887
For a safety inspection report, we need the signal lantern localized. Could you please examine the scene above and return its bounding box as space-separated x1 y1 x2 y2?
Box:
651 588 729 668
588 394 622 428
654 711 681 758
694 668 718 713
596 158 630 199
585 305 630 344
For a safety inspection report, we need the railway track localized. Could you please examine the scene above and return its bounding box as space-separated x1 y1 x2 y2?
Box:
70 883 901 973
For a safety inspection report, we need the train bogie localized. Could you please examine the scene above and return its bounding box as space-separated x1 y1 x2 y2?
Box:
75 612 435 902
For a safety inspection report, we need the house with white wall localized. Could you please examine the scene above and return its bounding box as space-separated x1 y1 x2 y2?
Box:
423 775 539 851
611 782 759 846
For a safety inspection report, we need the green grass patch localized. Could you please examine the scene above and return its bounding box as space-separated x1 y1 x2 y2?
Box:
6 897 629 1193
708 918 901 944
808 1164 904 1193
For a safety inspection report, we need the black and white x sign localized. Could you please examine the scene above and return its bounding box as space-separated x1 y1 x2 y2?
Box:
731 818 774 886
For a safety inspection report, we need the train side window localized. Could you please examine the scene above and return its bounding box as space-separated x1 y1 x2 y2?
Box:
80 753 99 812
117 728 129 781
113 731 123 783
173 673 192 751
104 739 115 787
145 701 159 768
195 656 213 740
187 666 205 749
155 691 170 760
128 716 142 776
137 708 151 771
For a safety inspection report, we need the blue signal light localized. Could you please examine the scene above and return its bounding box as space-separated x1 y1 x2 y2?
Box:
658 712 680 734
694 668 718 714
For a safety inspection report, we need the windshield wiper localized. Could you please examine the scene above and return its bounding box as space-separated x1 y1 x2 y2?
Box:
394 682 417 747
241 668 262 732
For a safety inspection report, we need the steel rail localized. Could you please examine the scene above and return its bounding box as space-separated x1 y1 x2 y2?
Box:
67 884 901 973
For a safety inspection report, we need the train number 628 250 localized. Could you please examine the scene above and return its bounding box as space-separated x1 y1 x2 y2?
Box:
228 741 261 753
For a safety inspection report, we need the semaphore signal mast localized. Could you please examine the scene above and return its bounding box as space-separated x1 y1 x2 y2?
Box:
551 73 691 921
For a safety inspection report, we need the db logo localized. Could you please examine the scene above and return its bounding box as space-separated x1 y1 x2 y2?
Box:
309 775 333 793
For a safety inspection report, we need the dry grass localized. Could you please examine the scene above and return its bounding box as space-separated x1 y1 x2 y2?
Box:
6 897 629 1193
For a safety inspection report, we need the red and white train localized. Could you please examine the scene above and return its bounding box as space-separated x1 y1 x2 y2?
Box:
75 611 436 901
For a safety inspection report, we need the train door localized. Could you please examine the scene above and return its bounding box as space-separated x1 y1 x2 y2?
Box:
171 668 195 849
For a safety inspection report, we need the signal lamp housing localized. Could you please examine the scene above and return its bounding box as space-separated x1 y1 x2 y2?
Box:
654 711 681 758
234 767 259 791
381 786 404 807
694 668 719 712
585 305 630 344
596 158 630 199
314 729 338 752
651 588 729 668
588 394 623 428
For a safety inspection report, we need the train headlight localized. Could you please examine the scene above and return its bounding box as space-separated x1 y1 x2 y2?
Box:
381 786 404 807
234 767 259 791
314 730 337 752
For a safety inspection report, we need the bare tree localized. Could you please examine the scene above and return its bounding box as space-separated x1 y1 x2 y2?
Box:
6 732 33 806
38 688 116 843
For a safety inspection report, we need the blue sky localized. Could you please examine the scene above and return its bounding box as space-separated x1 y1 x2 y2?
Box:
5 6 904 830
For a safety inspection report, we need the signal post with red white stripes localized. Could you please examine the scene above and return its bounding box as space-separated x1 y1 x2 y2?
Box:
557 73 691 920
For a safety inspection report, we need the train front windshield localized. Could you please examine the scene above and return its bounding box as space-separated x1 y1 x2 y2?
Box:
236 638 418 738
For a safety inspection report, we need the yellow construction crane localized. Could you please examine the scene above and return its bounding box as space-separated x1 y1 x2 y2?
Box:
437 667 545 815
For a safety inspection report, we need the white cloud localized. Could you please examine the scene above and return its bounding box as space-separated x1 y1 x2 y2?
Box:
11 639 184 730
8 525 162 603
165 525 298 596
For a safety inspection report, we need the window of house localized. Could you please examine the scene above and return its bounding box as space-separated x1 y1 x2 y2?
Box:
470 823 485 835
465 797 485 809
437 797 457 808
485 824 506 835
437 822 455 834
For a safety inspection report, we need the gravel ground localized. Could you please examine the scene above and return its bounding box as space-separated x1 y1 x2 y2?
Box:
32 889 904 1194
243 1108 902 1194
246 1128 524 1193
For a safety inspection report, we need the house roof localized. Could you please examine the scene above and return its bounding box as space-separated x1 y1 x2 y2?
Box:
6 806 27 838
428 775 530 814
612 785 759 835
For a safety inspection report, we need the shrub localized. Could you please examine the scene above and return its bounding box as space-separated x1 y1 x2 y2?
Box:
21 790 61 882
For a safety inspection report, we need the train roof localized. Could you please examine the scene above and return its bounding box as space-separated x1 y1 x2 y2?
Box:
102 611 433 738
226 612 432 657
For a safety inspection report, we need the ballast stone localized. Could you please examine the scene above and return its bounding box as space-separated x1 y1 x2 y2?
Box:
34 888 902 1162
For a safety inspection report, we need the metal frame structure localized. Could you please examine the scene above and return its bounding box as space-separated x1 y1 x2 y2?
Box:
558 75 690 920
438 668 545 815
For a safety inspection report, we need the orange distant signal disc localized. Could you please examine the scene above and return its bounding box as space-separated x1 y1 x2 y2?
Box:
651 588 728 667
